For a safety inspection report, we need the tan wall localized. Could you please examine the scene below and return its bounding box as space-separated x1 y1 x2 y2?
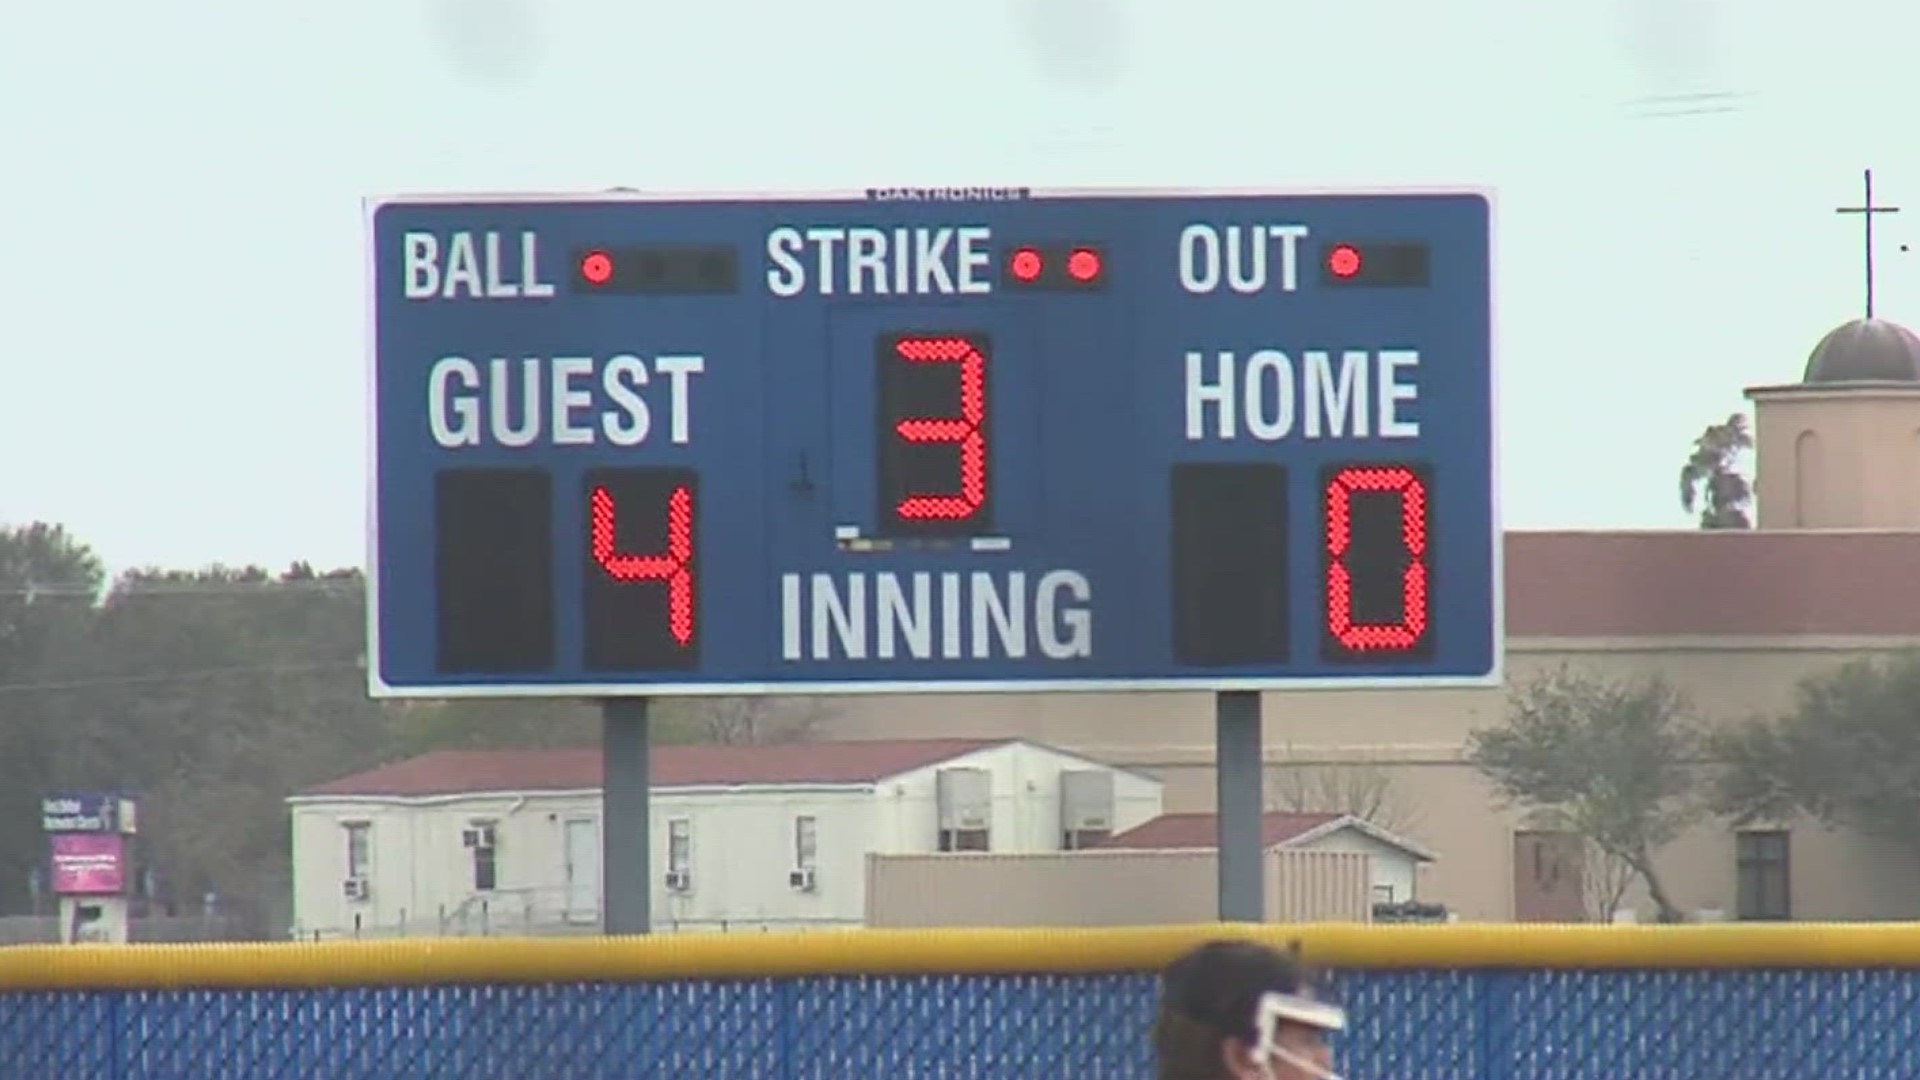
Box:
1748 387 1920 528
819 638 1920 922
864 849 1370 928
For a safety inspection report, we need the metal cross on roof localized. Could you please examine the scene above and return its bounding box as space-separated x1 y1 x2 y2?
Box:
1836 169 1902 319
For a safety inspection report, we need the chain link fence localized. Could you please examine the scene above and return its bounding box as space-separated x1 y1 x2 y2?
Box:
6 965 1918 1079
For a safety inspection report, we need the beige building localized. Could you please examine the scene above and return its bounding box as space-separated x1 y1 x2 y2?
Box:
1095 810 1436 906
812 316 1920 923
288 738 1164 937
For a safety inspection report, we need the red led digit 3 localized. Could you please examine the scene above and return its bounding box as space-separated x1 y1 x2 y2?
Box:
1325 466 1429 651
892 335 988 522
590 483 696 646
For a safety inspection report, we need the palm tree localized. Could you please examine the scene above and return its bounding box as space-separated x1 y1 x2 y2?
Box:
1679 413 1754 529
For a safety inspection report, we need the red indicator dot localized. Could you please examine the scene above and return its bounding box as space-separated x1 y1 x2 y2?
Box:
581 250 615 285
1067 247 1102 282
1010 247 1044 282
1327 244 1363 279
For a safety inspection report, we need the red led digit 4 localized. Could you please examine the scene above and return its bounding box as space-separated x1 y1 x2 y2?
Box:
589 483 696 646
1325 465 1429 651
891 335 989 523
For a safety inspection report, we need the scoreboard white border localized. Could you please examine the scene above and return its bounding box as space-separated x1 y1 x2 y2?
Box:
362 185 1503 698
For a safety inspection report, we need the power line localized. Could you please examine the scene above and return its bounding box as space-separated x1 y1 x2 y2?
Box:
0 662 364 696
0 579 363 599
0 580 369 693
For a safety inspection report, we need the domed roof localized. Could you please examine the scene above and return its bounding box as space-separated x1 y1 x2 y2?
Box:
1803 318 1920 383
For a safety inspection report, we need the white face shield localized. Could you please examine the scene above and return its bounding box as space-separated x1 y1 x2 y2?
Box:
1251 991 1348 1080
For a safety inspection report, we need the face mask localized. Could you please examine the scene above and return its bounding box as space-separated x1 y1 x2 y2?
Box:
1251 991 1348 1080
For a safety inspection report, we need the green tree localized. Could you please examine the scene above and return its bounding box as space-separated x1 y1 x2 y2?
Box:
1712 652 1920 857
1679 412 1754 529
1466 666 1703 922
0 523 105 912
388 699 602 756
56 563 386 934
392 695 830 755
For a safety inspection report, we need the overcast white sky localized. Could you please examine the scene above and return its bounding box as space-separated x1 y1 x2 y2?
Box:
4 0 1918 576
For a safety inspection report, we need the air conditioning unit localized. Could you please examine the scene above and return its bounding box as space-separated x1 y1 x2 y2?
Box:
342 877 370 903
462 825 497 849
664 870 691 892
936 768 992 831
788 867 817 892
1061 769 1115 833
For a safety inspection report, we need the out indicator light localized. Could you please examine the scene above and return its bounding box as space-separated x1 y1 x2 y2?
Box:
1317 240 1429 287
580 250 615 285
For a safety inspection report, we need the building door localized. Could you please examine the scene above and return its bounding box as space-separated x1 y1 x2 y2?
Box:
1513 830 1587 922
564 818 600 924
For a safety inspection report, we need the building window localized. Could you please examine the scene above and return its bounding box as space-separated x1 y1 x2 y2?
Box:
1062 828 1110 850
794 816 817 869
1736 830 1790 920
938 828 990 852
343 821 371 879
668 818 692 875
468 820 498 893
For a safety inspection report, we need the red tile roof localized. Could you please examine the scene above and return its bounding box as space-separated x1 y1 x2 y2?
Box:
1506 530 1920 638
1098 812 1344 850
301 738 1009 798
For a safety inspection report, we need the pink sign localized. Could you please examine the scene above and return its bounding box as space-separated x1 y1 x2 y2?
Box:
50 833 126 895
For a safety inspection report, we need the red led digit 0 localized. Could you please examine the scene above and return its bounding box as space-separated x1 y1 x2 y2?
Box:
891 335 989 523
590 482 696 646
1325 465 1428 651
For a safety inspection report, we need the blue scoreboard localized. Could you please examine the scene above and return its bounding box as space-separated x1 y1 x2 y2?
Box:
366 187 1498 697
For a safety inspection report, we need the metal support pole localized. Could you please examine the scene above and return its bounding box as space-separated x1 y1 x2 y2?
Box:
601 697 651 934
1215 690 1264 921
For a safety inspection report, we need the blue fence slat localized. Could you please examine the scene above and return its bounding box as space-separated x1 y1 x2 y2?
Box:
7 969 1920 1080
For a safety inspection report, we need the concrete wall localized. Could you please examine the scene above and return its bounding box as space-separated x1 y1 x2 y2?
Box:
864 848 1370 927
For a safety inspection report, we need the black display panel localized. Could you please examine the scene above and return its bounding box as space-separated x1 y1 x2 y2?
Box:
1170 463 1291 667
434 468 555 674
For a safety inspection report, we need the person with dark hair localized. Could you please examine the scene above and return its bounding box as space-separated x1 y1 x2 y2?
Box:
1153 939 1347 1080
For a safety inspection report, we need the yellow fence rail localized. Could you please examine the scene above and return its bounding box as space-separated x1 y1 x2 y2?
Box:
7 922 1920 992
